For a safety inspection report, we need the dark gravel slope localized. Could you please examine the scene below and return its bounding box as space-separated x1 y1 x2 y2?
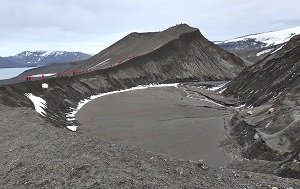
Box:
1 104 299 188
223 34 300 106
219 35 300 179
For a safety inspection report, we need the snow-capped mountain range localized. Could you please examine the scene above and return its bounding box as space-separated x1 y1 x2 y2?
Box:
216 26 300 62
6 51 92 67
217 26 300 49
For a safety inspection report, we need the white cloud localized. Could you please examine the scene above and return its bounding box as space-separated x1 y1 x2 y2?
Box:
1 0 300 56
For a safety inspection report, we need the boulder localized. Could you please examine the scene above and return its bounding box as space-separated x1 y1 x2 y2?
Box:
247 111 253 116
268 108 275 114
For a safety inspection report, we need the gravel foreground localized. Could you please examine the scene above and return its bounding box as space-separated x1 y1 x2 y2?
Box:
1 104 300 188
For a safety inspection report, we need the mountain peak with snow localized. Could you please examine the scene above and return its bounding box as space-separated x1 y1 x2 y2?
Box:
6 50 92 67
216 26 300 62
219 26 300 48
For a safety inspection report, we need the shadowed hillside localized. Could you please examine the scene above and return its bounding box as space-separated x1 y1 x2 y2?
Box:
223 34 300 106
221 35 300 178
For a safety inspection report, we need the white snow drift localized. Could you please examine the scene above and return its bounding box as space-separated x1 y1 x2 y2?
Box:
88 58 111 70
207 82 229 92
256 49 273 56
42 83 48 89
31 73 56 78
24 93 47 116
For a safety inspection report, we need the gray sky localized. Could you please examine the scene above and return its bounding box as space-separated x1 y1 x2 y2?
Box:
1 0 300 56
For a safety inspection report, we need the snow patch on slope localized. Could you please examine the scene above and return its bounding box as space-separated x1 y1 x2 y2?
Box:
31 73 56 77
24 93 47 116
40 50 66 57
88 58 111 70
207 82 229 91
271 44 285 54
42 83 48 89
256 49 273 56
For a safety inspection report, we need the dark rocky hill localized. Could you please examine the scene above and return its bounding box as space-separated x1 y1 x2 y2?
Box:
223 34 300 106
220 34 300 178
68 24 247 81
1 24 247 85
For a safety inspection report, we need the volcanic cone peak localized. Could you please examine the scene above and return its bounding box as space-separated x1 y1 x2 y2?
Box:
73 23 247 82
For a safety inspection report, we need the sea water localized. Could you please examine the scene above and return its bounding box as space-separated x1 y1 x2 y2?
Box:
0 67 34 80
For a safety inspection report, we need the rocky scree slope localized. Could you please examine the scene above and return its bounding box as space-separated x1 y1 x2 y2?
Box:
223 34 300 106
1 105 300 188
221 35 300 179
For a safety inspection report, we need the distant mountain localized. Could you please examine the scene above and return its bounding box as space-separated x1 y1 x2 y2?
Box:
6 51 91 67
216 26 300 62
0 56 31 68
